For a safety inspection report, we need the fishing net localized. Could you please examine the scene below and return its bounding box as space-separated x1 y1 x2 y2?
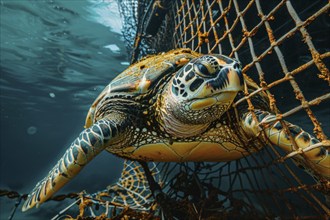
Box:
113 0 330 219
2 0 329 219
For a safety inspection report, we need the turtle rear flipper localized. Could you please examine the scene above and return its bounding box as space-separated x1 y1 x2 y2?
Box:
22 115 128 212
242 110 330 181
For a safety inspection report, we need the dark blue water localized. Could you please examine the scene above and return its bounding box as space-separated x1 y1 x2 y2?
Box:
0 0 128 219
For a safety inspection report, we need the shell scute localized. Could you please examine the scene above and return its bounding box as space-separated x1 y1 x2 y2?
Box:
85 49 200 127
108 49 199 95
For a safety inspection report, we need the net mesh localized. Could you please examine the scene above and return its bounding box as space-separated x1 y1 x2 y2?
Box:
115 0 330 218
2 0 329 219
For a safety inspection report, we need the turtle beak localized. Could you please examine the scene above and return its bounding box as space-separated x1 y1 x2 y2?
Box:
85 85 109 128
188 64 243 111
194 65 243 100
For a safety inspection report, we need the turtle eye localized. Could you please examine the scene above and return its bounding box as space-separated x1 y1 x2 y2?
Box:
194 63 212 78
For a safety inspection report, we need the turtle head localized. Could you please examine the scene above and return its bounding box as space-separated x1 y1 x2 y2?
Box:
167 54 244 124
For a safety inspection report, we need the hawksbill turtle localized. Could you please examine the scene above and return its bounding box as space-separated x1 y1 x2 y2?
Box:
22 48 329 211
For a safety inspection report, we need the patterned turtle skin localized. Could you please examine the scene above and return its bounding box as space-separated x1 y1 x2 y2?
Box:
22 48 329 211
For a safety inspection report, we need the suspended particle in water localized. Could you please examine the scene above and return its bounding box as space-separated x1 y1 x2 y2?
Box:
27 126 37 135
104 44 120 53
120 61 130 66
49 92 56 98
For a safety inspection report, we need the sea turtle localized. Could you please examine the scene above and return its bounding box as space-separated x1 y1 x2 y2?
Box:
22 48 329 211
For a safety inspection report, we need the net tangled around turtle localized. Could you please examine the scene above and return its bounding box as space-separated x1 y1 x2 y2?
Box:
2 0 329 219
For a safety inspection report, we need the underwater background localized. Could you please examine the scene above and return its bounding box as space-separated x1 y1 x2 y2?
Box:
0 0 329 219
0 0 128 219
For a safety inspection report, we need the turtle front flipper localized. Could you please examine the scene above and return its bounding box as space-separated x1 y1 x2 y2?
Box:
22 116 127 212
242 110 329 181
